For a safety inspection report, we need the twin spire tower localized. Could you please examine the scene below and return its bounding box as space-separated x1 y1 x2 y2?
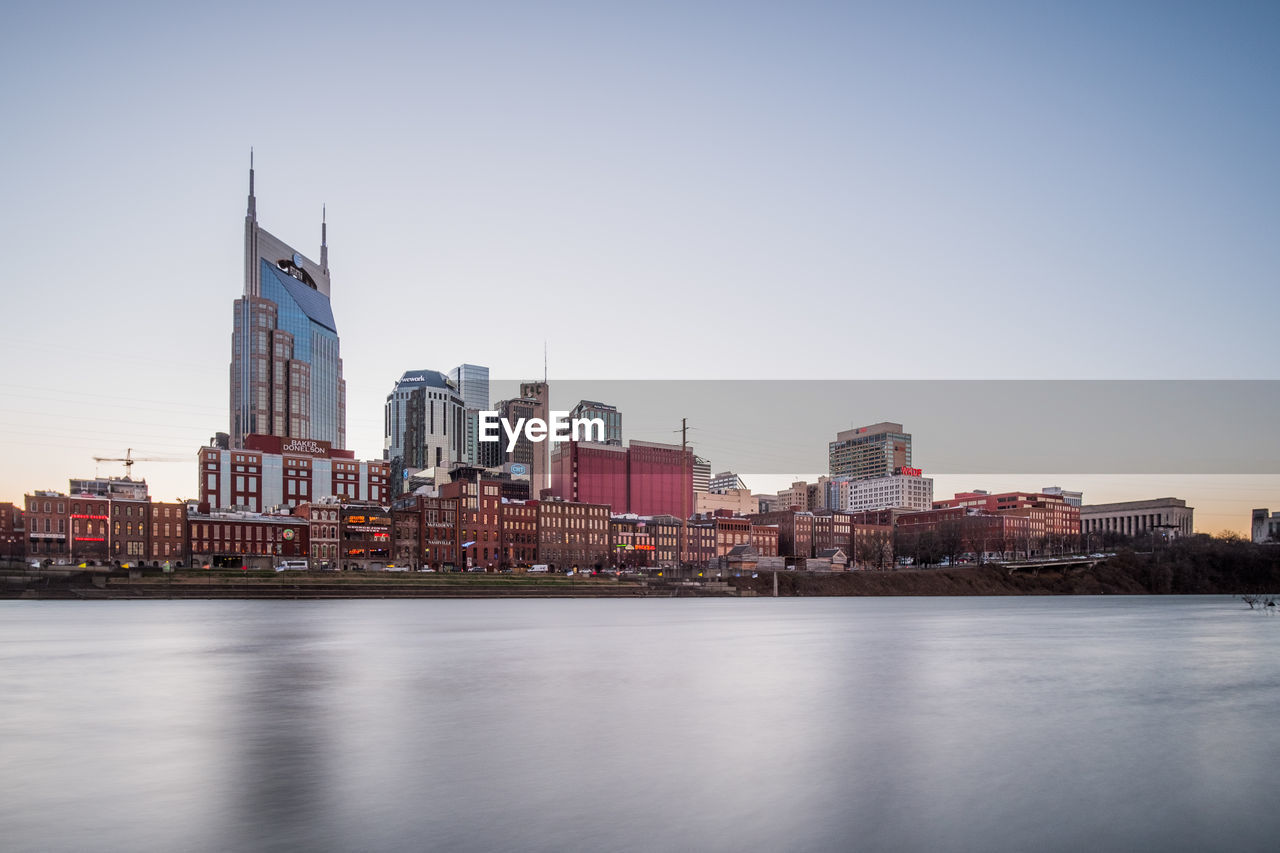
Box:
230 152 346 450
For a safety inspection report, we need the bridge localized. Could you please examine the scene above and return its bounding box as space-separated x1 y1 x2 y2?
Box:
1001 556 1110 574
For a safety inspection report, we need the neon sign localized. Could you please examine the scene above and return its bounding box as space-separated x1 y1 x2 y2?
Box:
900 467 922 477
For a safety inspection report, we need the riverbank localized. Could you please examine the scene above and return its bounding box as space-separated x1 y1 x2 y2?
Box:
5 540 1277 599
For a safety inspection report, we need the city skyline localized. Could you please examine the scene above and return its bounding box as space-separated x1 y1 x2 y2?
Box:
3 2 1279 532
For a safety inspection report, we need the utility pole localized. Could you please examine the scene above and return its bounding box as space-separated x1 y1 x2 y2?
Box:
681 417 688 578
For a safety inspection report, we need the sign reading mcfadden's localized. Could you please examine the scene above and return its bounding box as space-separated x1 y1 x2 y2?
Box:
479 412 605 452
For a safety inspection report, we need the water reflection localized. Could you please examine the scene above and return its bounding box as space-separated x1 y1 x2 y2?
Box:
1 597 1278 852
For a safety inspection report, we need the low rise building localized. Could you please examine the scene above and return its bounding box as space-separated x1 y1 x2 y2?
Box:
537 498 610 571
1253 509 1280 544
294 499 340 570
187 509 310 570
1080 498 1194 540
339 503 392 571
1 502 25 561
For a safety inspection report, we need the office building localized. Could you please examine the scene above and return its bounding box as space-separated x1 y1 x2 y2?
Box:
198 434 390 512
449 364 490 412
230 156 345 449
520 381 551 493
384 370 466 475
569 400 621 445
693 456 711 494
709 471 748 493
829 422 912 480
1043 486 1083 508
836 471 934 512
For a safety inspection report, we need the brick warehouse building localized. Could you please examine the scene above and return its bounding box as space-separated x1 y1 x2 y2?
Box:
187 509 310 570
933 491 1080 540
198 434 389 512
549 439 693 519
148 502 189 567
536 498 611 571
1 502 25 561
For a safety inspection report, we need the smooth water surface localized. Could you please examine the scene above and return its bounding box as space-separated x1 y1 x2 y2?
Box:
2 597 1277 852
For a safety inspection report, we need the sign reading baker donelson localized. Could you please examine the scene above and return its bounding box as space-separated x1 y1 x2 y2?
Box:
282 438 327 456
242 434 353 459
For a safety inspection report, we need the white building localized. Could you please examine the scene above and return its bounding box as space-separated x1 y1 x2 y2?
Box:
1044 486 1083 507
836 472 933 512
1252 509 1280 544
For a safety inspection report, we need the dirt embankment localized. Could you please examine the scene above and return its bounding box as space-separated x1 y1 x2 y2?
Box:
729 565 1150 597
731 544 1280 597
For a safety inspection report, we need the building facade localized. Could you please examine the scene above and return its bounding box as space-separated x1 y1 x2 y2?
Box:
198 434 389 512
569 400 621 445
1080 498 1194 539
829 422 912 480
188 509 310 570
385 370 466 476
537 498 610 570
231 158 345 449
1253 509 1280 544
835 470 934 512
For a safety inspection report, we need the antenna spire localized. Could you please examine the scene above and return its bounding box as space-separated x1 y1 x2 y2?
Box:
543 340 548 384
320 204 328 270
247 147 257 220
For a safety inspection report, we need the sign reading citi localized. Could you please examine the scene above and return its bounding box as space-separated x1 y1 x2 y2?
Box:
479 412 606 452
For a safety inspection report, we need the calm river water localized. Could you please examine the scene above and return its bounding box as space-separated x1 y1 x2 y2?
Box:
2 597 1278 852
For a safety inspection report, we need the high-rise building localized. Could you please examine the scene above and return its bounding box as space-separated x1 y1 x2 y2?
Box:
569 400 622 445
384 370 466 477
447 364 492 467
519 381 550 493
828 422 911 480
449 364 490 412
692 456 711 494
709 471 748 493
230 156 345 449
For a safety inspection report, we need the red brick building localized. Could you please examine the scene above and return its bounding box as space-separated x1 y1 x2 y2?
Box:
551 441 628 511
537 498 610 571
933 491 1079 539
1 502 24 561
548 439 693 519
187 510 310 570
110 497 150 565
198 434 390 512
339 503 392 571
293 500 340 569
147 502 188 567
501 500 538 568
897 507 1034 561
442 479 503 570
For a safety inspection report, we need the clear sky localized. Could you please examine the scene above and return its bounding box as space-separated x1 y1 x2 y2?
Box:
2 1 1277 531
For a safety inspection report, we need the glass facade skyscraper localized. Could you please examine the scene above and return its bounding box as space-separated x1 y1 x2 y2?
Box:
230 158 346 449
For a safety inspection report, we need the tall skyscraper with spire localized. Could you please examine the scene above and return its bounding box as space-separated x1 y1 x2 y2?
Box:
230 153 346 449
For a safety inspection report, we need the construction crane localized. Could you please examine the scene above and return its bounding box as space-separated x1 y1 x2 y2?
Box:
92 449 185 478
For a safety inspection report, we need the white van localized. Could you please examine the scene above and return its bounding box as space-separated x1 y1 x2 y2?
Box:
528 564 550 574
275 560 309 572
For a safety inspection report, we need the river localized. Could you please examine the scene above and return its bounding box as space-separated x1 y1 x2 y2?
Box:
2 597 1277 852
